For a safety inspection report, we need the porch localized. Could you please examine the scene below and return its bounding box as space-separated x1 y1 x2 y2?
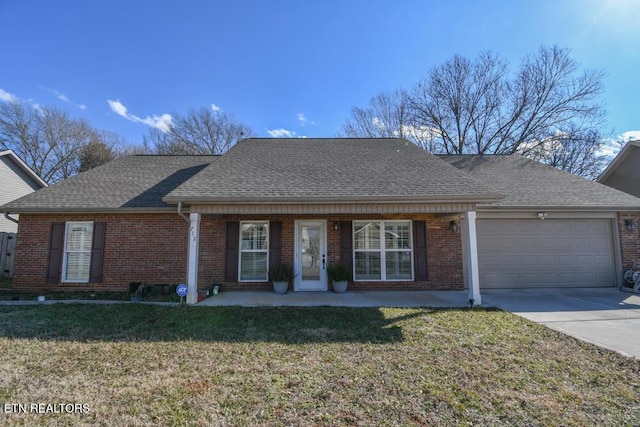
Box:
196 289 473 308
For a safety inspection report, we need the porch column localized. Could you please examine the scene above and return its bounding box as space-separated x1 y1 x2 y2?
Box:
463 210 481 306
186 212 201 305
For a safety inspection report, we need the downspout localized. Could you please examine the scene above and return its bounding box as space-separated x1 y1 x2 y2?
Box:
177 202 190 223
4 212 19 225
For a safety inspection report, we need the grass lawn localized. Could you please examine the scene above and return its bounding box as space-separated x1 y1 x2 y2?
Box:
0 305 638 426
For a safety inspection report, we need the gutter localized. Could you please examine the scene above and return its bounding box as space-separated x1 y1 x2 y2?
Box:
4 212 19 224
177 202 190 223
163 193 506 205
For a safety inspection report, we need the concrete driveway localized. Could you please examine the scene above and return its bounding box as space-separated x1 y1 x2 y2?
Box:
483 287 640 359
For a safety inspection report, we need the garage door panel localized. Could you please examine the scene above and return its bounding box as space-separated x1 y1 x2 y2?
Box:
477 219 615 288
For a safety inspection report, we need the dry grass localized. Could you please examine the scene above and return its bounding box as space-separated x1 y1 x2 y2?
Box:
0 305 639 426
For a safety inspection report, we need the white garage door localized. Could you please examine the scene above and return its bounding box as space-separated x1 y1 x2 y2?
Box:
477 219 616 288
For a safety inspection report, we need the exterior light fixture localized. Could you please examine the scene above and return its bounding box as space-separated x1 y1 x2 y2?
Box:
625 219 637 232
450 220 459 233
333 222 339 231
537 212 548 220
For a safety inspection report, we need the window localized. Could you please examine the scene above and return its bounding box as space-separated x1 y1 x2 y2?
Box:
239 221 269 281
62 222 93 282
353 221 413 281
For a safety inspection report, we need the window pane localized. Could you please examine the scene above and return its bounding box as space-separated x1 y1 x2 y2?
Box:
301 225 320 280
385 222 411 250
241 223 268 250
355 252 381 280
65 223 93 251
385 251 413 280
354 222 380 249
240 252 268 281
65 253 91 281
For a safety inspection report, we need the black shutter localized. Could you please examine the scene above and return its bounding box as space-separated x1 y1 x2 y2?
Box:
340 221 353 269
224 221 239 281
46 222 65 284
413 220 428 281
269 221 282 267
89 222 106 283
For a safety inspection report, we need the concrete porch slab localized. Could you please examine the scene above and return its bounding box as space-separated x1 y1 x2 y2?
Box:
197 290 473 308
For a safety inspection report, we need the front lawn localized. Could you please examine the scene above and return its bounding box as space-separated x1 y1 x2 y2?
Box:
0 305 638 425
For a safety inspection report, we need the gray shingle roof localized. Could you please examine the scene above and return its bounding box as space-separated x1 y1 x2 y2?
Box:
440 154 640 210
164 138 503 204
0 155 216 213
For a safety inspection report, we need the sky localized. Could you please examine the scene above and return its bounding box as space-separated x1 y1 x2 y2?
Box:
1 0 639 150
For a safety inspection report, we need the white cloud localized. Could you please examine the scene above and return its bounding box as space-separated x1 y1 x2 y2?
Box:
598 140 623 158
0 88 17 102
211 103 222 112
620 130 640 142
297 112 315 126
267 128 298 138
599 131 640 159
42 87 87 110
107 100 172 132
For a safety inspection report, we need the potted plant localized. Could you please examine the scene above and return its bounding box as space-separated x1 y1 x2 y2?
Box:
269 263 292 294
130 283 147 302
327 263 352 293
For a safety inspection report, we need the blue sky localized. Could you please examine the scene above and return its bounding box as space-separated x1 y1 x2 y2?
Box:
1 0 639 147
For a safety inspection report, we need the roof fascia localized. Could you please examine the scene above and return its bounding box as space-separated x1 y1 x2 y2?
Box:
0 150 48 188
0 207 178 214
597 140 640 183
164 193 505 205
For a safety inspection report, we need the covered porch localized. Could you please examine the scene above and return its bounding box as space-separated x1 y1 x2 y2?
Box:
183 205 483 306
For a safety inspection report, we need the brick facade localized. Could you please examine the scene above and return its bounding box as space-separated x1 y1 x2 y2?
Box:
12 212 463 293
619 212 640 271
13 213 190 293
15 211 635 294
198 213 463 292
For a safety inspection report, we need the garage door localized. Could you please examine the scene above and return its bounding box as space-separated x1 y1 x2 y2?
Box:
477 219 616 288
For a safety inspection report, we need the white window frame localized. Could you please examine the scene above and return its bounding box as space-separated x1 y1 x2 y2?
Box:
238 221 269 282
62 221 94 283
353 220 414 282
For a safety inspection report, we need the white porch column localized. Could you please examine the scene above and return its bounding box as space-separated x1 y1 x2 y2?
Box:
186 212 201 305
463 210 481 306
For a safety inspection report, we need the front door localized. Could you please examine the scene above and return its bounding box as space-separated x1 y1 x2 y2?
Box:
294 220 327 291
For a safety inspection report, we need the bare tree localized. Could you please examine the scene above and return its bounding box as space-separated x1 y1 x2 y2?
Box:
525 126 607 179
410 51 508 154
340 89 409 138
339 88 446 152
410 46 606 160
342 46 608 177
0 100 103 183
143 107 255 155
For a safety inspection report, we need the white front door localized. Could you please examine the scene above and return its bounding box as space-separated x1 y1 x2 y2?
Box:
294 220 327 291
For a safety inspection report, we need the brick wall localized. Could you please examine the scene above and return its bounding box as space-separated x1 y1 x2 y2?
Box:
13 213 189 292
619 212 640 272
13 212 464 293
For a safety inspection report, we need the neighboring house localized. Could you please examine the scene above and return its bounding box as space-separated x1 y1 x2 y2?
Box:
2 138 640 304
596 139 640 274
597 140 640 198
0 150 47 233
